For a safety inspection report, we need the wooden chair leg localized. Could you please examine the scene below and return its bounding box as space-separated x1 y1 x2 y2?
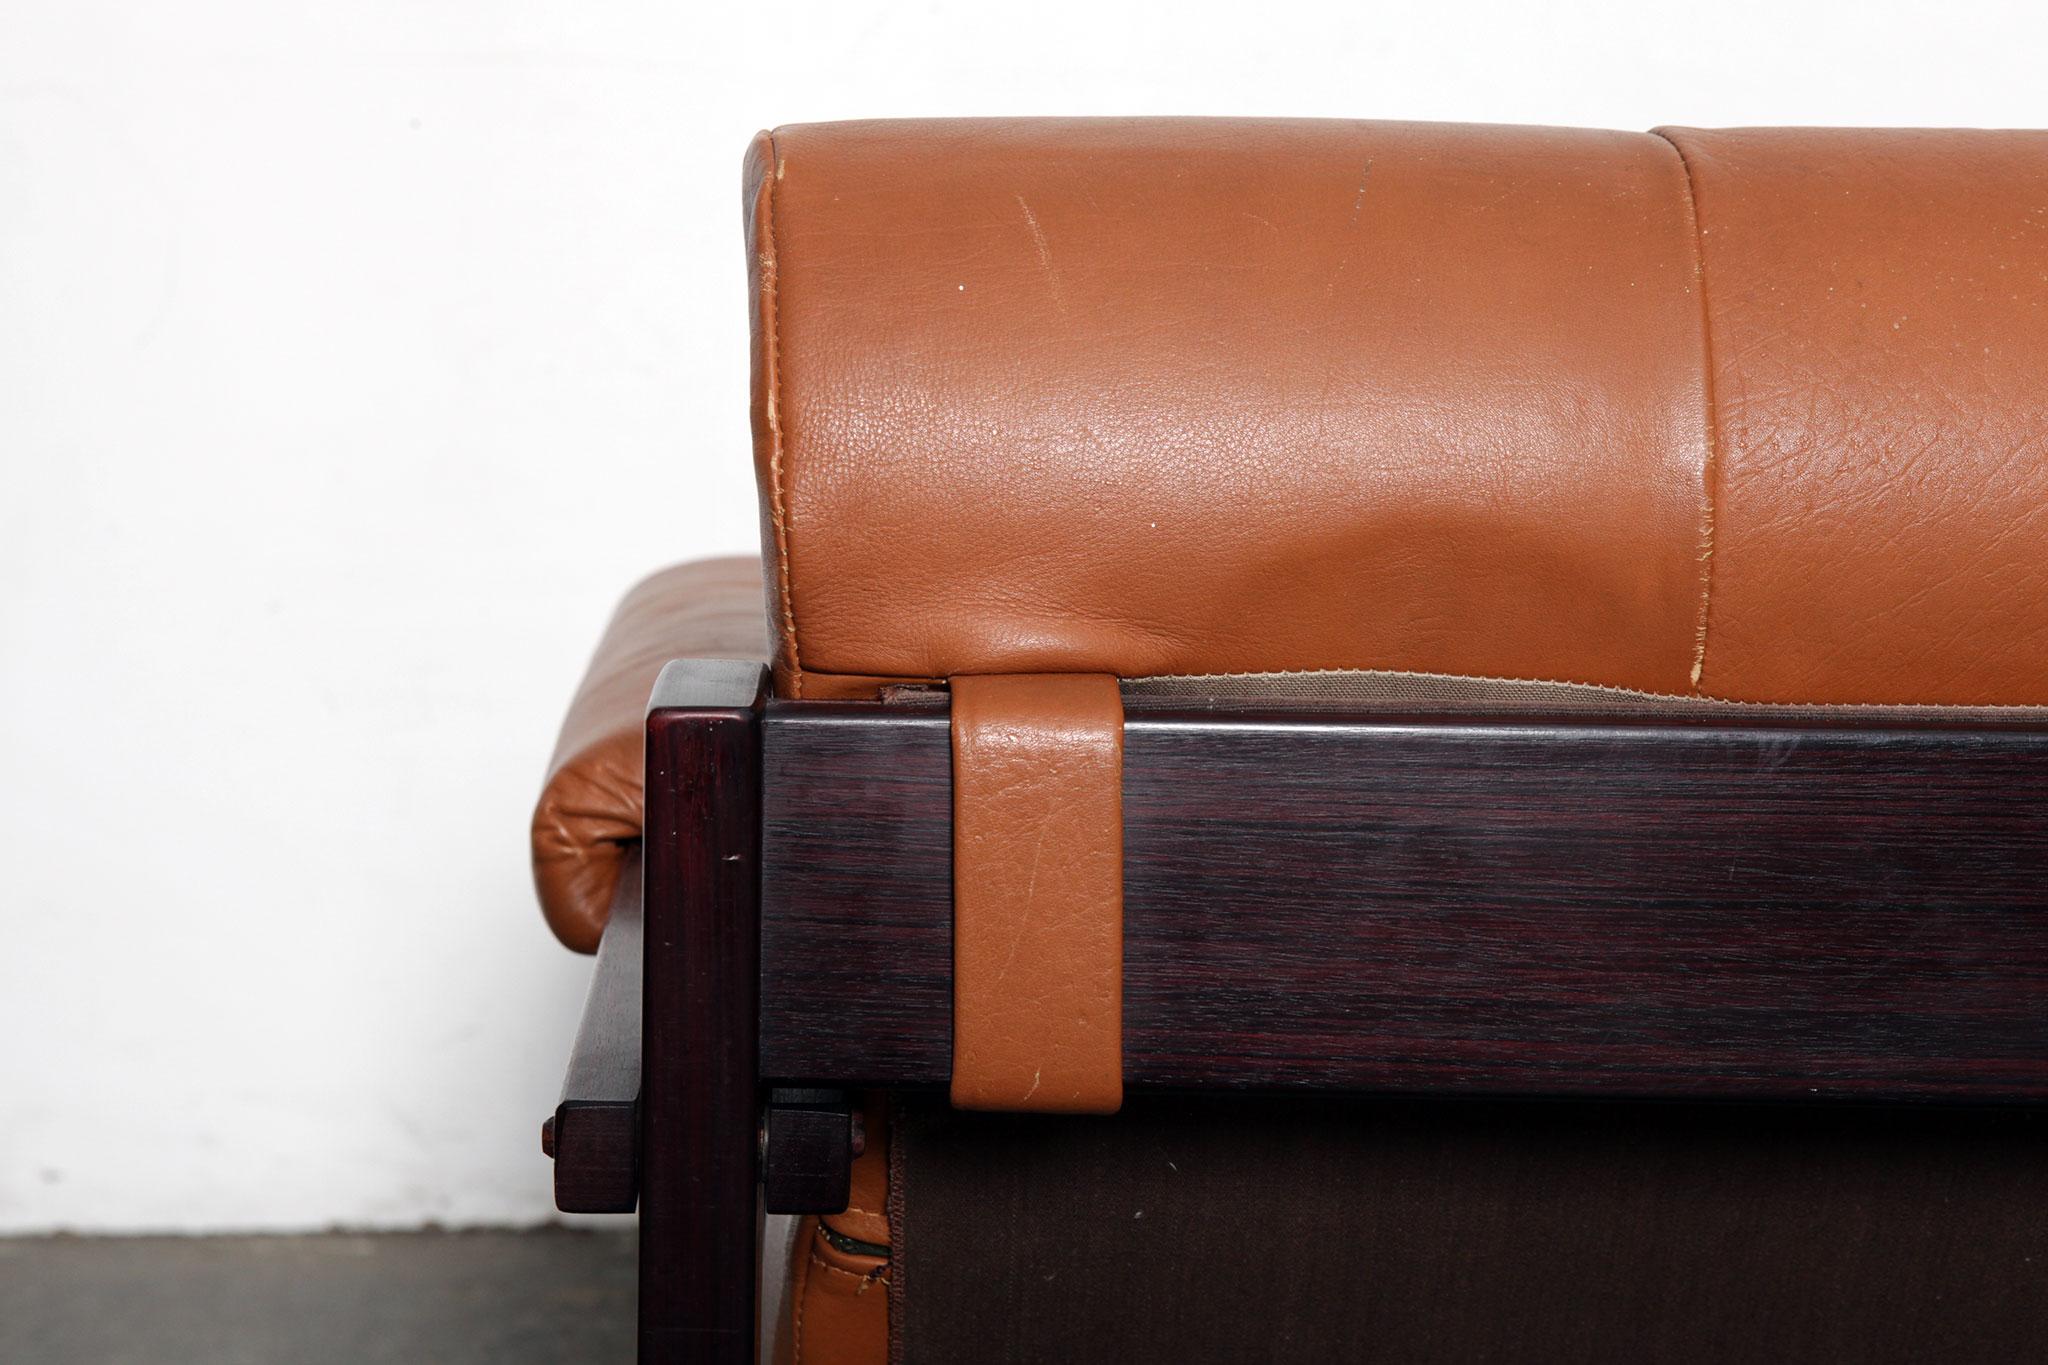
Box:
641 661 770 1364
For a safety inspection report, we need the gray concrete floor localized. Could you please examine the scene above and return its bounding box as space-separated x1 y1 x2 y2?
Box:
0 1227 637 1364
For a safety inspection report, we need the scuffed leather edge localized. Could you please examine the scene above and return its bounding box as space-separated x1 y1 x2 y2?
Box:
747 130 804 698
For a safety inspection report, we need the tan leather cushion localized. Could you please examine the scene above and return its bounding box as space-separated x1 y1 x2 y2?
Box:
745 119 2048 706
530 556 767 951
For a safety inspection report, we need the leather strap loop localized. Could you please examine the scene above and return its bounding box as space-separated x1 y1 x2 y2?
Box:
949 674 1124 1113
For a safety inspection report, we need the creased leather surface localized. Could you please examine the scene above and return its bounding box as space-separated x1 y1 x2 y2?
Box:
529 556 767 951
1658 128 2048 705
747 118 2048 706
950 674 1124 1114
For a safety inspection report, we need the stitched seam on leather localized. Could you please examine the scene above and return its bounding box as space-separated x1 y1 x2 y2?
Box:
762 131 804 698
809 1251 887 1287
1655 128 1722 694
1123 665 2048 713
791 1220 813 1364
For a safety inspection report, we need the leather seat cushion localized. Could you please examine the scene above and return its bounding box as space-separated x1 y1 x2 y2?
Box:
746 119 2048 707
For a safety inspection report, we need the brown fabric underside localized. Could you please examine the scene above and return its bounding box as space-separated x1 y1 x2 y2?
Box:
894 1096 2048 1364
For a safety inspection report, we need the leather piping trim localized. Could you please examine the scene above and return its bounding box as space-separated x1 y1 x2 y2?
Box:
761 129 803 695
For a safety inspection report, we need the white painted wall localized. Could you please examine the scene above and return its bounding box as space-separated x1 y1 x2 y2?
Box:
1 0 2040 1233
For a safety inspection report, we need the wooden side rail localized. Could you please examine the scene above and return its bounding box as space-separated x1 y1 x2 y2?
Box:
640 660 770 1365
761 698 2048 1101
542 661 770 1364
546 848 644 1214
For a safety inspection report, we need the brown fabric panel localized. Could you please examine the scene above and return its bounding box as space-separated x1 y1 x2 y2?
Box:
529 556 768 951
895 1096 2048 1364
950 674 1124 1113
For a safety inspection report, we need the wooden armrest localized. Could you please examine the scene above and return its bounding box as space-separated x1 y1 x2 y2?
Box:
545 847 643 1213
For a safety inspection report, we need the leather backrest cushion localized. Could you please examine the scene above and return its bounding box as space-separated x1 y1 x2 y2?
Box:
745 119 2048 706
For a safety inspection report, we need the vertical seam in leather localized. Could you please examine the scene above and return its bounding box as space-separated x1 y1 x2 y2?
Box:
761 130 804 697
1653 128 1722 694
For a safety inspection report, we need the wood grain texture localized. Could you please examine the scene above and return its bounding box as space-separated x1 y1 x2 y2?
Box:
761 1088 854 1215
1124 712 2048 1098
551 848 643 1214
757 702 2048 1101
760 700 953 1086
640 661 768 1365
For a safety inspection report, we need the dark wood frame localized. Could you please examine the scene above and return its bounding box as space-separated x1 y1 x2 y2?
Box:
551 661 2048 1362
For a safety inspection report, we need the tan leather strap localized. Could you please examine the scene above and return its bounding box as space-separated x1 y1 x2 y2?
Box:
949 674 1124 1113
